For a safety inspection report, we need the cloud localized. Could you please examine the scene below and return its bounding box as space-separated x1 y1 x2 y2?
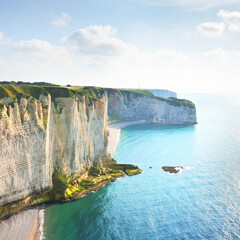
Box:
141 0 239 10
218 9 240 32
63 25 136 56
0 58 5 65
12 38 72 64
196 9 240 38
52 12 71 26
196 22 225 37
204 48 230 63
204 48 240 63
0 32 3 40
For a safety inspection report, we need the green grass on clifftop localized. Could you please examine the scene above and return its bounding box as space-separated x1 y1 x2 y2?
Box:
0 84 195 109
0 84 106 103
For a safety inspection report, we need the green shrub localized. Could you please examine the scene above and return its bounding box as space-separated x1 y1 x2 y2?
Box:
89 165 102 176
52 170 69 191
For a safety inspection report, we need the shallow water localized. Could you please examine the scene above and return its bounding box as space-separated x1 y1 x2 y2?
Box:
43 94 240 240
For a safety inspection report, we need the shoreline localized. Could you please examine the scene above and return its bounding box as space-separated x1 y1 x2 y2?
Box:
0 207 44 240
107 121 144 156
0 121 142 240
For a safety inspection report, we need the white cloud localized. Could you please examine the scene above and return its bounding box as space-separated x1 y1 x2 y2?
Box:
12 38 72 64
0 32 3 40
218 9 240 32
204 48 240 63
52 12 71 26
232 50 240 57
196 22 225 37
0 58 5 65
63 25 136 57
141 0 239 10
196 9 240 37
204 48 230 63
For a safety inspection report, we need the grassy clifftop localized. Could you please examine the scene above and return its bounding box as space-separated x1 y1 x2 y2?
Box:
0 85 106 104
0 84 195 109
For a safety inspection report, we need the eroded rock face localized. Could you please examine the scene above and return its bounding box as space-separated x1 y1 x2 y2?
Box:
107 91 197 124
0 96 50 206
48 95 108 176
0 93 108 206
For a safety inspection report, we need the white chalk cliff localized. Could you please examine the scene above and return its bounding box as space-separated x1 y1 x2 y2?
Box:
107 89 196 124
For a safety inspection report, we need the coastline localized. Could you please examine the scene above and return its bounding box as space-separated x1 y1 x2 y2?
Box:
0 121 142 240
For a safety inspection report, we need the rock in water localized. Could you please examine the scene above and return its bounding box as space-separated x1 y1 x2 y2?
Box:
162 166 184 174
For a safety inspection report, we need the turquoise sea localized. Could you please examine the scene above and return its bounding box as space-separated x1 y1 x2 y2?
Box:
43 94 240 240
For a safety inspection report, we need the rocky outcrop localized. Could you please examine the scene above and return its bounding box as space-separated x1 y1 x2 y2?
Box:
107 89 196 124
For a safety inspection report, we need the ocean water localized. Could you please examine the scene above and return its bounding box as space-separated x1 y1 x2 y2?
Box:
43 94 240 240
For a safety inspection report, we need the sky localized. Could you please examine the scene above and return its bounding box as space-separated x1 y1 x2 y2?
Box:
0 0 240 93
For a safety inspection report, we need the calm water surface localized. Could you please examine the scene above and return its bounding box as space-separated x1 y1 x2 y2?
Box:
43 94 240 240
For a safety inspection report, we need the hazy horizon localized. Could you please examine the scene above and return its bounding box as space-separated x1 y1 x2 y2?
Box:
0 0 240 94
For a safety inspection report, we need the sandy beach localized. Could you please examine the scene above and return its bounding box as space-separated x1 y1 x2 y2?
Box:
107 126 121 157
107 122 144 156
0 207 44 240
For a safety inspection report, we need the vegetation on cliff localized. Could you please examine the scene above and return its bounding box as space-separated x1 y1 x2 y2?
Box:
0 84 105 103
51 159 142 201
0 83 195 109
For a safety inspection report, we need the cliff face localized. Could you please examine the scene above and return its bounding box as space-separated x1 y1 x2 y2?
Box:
0 97 50 206
0 85 196 211
107 90 196 124
47 95 108 176
0 90 108 206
